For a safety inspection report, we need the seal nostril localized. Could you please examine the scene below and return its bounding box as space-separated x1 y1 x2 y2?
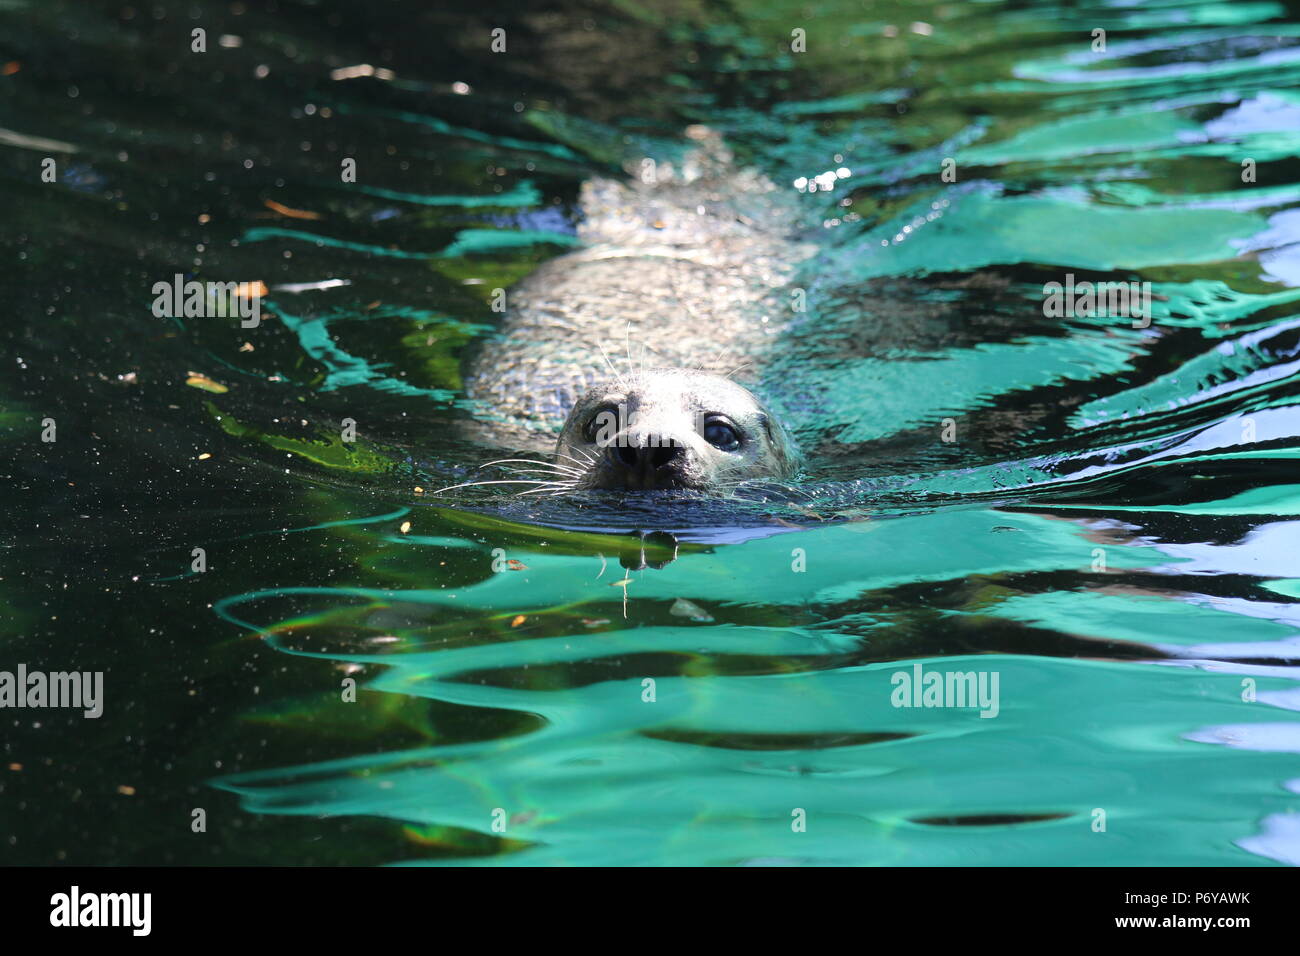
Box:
651 443 680 469
614 444 639 468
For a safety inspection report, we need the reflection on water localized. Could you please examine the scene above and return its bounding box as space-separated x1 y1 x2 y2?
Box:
2 0 1299 864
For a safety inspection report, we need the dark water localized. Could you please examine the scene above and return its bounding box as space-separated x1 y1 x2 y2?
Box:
3 0 1300 864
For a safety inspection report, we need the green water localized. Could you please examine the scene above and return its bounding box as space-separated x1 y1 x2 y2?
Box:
3 0 1300 865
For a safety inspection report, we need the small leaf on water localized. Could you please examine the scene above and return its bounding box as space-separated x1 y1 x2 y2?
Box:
264 198 324 221
185 374 228 394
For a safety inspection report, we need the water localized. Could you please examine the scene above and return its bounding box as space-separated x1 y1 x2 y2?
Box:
3 0 1300 865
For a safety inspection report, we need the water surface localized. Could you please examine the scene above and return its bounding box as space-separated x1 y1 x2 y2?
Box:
3 0 1300 865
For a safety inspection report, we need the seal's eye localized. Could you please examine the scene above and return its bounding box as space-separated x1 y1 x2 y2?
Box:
583 405 619 445
703 418 741 452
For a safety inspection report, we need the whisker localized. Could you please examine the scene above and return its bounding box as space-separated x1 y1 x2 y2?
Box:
702 341 734 374
498 467 582 481
625 322 638 381
718 477 814 502
481 457 582 476
596 342 627 388
432 478 554 495
490 459 582 474
515 483 576 497
555 450 597 469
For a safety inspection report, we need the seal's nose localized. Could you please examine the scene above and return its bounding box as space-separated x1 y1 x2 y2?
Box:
605 436 684 488
614 440 681 471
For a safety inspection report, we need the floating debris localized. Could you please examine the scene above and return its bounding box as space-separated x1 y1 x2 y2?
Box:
671 598 714 622
272 278 351 294
185 373 228 394
330 64 395 81
235 280 268 299
264 198 323 221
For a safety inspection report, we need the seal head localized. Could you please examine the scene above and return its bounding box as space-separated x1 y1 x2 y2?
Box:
555 367 799 492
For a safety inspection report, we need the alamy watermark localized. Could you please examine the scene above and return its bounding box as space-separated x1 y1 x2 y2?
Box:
50 886 150 935
891 662 1000 718
1043 273 1152 328
151 273 262 327
586 403 708 448
0 664 103 717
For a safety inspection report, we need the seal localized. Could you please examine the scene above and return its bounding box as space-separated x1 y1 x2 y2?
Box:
461 126 813 493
